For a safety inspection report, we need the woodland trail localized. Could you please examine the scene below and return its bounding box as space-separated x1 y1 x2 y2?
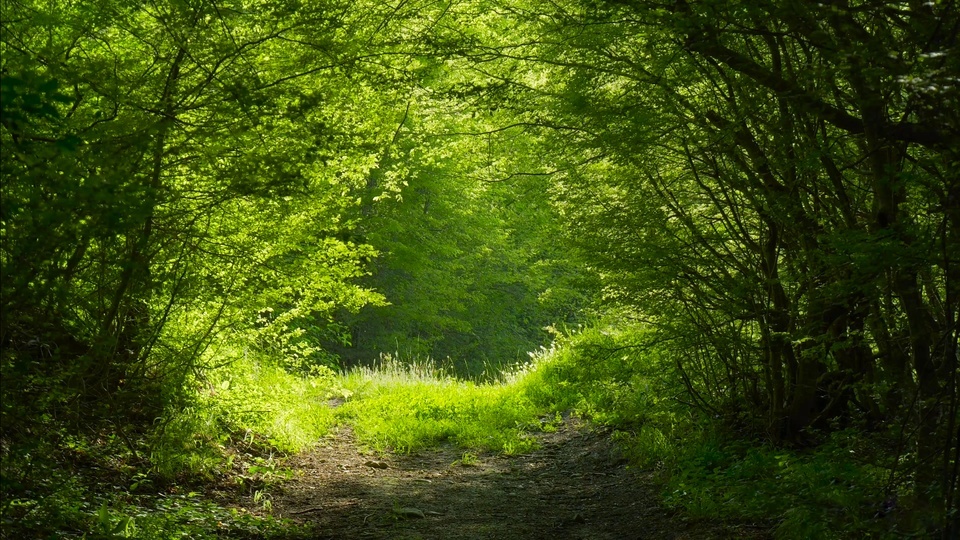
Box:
271 417 772 540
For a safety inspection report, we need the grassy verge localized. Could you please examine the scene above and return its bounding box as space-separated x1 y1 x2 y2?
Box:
506 322 939 540
0 347 330 540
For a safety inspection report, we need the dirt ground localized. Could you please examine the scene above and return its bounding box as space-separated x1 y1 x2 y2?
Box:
269 416 773 540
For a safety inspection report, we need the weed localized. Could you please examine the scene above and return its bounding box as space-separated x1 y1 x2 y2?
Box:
90 502 136 539
454 451 480 467
254 489 274 513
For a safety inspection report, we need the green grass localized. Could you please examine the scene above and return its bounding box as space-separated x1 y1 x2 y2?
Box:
206 358 338 453
148 348 339 479
0 348 335 539
333 355 544 454
88 494 312 540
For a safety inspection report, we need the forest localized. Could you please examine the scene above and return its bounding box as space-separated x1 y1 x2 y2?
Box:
1 0 958 538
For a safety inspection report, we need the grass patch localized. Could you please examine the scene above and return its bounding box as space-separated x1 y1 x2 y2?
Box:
0 430 314 540
334 355 543 454
87 493 312 540
149 348 339 479
203 354 338 454
661 431 901 539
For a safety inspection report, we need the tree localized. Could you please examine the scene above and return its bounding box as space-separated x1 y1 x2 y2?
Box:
1 0 393 438
435 0 958 519
330 82 596 373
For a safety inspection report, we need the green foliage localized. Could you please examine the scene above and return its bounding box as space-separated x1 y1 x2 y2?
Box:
336 105 598 375
451 0 959 525
516 320 679 433
121 492 311 539
0 437 309 540
514 322 948 539
203 351 339 454
1 348 332 538
83 493 312 540
325 322 672 464
3 0 957 538
663 431 908 539
1 468 90 538
148 349 339 479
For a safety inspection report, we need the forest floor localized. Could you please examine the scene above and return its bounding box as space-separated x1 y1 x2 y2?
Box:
265 415 773 540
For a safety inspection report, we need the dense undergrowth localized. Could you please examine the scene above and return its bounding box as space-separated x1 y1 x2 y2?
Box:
1 324 947 539
519 324 942 540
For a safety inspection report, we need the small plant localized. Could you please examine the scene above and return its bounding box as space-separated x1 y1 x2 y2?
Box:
247 456 294 482
253 489 274 513
128 472 152 493
454 451 480 467
89 502 136 539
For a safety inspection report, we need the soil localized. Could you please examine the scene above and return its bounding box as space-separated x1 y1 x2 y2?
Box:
269 416 773 540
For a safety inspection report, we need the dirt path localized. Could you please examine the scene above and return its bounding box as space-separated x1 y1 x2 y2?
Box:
272 418 772 539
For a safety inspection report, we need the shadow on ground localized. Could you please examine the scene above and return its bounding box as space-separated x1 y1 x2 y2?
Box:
271 418 771 540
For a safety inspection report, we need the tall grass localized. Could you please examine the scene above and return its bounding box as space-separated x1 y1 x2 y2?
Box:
150 347 339 477
334 354 543 454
